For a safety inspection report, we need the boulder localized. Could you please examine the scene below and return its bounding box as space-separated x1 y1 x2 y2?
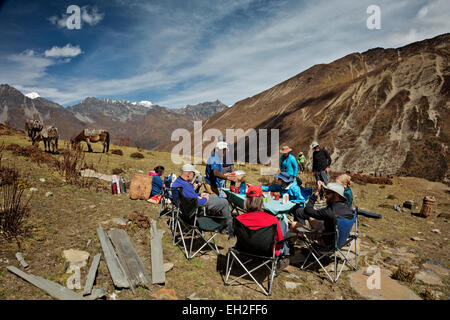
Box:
415 270 443 286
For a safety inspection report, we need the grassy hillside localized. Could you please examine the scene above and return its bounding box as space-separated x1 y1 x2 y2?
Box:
0 131 448 300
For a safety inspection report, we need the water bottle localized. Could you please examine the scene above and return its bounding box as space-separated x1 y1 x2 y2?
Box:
120 177 126 194
282 193 289 205
111 177 118 195
239 181 246 195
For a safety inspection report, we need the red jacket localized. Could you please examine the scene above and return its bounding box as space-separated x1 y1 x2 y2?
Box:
236 211 284 256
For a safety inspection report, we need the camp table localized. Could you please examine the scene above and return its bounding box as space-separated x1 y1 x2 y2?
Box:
223 188 297 224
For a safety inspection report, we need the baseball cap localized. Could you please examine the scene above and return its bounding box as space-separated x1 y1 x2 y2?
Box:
246 185 263 197
216 141 229 150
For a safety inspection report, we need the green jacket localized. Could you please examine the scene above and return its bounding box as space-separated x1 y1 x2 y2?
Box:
297 154 306 163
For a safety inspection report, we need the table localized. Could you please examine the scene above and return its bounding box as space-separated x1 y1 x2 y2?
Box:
223 188 297 224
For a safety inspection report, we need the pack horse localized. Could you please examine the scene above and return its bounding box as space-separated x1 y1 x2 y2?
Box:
25 119 43 141
33 126 59 153
71 129 110 153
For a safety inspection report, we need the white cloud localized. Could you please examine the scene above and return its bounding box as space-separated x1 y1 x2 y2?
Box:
81 6 104 26
44 44 83 58
417 6 428 18
48 15 68 28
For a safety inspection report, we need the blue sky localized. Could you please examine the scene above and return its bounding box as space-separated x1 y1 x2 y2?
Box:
0 0 448 107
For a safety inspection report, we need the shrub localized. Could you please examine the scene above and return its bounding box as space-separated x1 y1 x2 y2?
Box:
391 264 416 283
0 176 31 243
111 149 123 156
56 143 94 188
130 152 144 159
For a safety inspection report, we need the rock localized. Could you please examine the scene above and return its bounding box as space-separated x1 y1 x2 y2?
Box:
163 262 174 273
0 258 9 264
431 229 441 234
411 237 425 241
29 187 38 192
109 292 118 300
89 205 96 209
423 261 449 277
403 200 414 209
106 217 128 226
138 170 144 173
39 178 45 182
62 249 90 269
415 270 443 286
187 293 207 300
394 204 403 212
363 268 375 276
152 288 178 300
285 281 300 290
349 269 421 300
287 274 300 279
87 288 107 300
383 257 402 266
45 192 53 197
436 212 450 219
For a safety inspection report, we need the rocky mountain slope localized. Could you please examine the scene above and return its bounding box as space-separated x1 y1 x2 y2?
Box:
0 85 227 149
191 33 449 182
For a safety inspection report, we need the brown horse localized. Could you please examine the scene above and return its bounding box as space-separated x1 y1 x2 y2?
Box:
71 129 110 153
33 126 59 153
25 119 43 142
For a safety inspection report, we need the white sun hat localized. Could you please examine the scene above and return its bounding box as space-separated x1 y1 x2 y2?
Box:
322 182 346 199
181 164 200 175
311 141 319 149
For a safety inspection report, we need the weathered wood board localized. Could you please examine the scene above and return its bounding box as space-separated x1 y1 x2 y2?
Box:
150 221 165 284
82 253 101 296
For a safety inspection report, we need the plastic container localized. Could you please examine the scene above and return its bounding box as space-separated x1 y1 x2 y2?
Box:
282 193 289 204
239 182 246 195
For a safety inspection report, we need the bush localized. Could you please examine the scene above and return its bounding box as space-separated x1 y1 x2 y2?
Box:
0 167 19 186
56 143 93 188
0 175 31 243
391 265 416 283
111 149 123 156
130 152 144 159
112 168 124 175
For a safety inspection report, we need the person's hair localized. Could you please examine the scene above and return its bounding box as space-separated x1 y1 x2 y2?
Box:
336 174 351 187
154 165 165 172
245 196 264 212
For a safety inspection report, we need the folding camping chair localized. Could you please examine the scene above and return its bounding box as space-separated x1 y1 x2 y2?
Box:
172 187 227 259
158 186 178 232
224 218 294 296
300 208 359 283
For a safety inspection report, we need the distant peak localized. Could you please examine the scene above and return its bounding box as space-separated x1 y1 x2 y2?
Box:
25 92 40 99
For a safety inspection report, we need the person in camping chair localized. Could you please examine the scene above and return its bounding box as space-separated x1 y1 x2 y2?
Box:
260 172 306 204
172 164 234 234
291 181 353 246
150 166 165 197
236 185 291 267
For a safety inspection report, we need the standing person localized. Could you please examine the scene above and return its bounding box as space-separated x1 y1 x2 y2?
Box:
218 135 235 188
280 146 298 178
311 141 331 186
172 164 234 234
335 174 353 208
205 141 238 196
297 152 306 173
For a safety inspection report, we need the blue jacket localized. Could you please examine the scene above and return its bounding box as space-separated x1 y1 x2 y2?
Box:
205 152 224 189
280 154 298 178
172 176 207 206
261 180 307 204
150 175 164 197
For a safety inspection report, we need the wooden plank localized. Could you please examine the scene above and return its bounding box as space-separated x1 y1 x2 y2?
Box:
82 253 101 296
7 266 85 300
108 229 151 291
96 225 130 288
15 252 29 268
150 221 165 284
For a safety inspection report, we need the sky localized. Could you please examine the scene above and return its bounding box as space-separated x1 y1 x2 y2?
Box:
0 0 449 108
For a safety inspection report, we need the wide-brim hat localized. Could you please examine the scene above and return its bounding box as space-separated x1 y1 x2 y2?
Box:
311 141 319 149
181 164 200 175
323 182 346 199
280 146 292 153
273 172 295 183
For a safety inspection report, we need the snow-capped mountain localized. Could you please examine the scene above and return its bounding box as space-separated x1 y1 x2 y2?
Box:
25 92 40 99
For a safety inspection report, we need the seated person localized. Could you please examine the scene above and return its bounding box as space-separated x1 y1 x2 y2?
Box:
292 181 354 246
260 172 306 204
335 173 353 208
150 166 165 197
205 141 238 196
236 185 291 259
172 164 233 234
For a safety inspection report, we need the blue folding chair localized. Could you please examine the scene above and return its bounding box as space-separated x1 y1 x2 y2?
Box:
300 208 359 283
